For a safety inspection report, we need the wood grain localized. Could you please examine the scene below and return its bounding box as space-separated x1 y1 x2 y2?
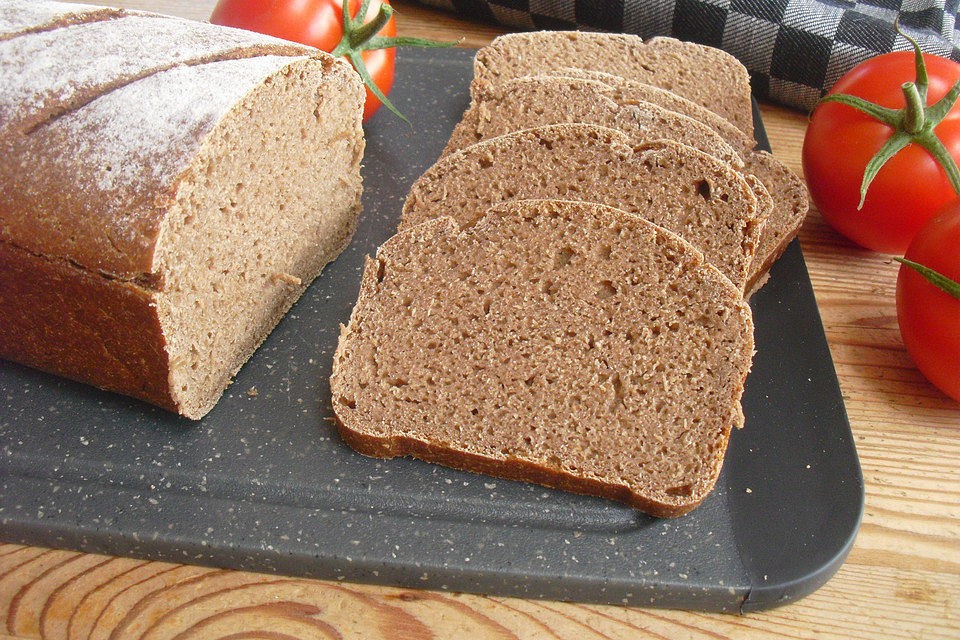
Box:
0 544 957 639
1 1 959 639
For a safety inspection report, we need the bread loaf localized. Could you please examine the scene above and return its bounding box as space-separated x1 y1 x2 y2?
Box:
0 3 365 418
402 124 763 292
472 32 754 138
331 199 755 516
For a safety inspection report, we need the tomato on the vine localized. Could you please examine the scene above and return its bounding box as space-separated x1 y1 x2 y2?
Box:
896 204 960 402
803 45 960 254
211 0 454 122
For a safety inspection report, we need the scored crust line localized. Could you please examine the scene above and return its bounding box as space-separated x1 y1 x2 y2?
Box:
0 7 126 43
17 43 322 137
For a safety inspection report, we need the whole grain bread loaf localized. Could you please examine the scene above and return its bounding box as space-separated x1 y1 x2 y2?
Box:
538 69 810 289
402 124 763 292
443 76 743 168
0 2 365 418
472 32 753 138
331 199 755 516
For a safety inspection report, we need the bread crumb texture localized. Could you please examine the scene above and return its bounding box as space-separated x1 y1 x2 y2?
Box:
523 68 809 289
445 75 742 167
153 57 364 418
546 68 753 149
472 31 753 138
403 124 762 292
332 200 754 516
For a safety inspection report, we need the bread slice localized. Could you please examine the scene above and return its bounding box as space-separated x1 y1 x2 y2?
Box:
0 53 365 418
472 32 753 138
538 69 810 289
443 75 743 168
741 151 809 287
541 68 753 152
402 124 763 292
331 199 755 516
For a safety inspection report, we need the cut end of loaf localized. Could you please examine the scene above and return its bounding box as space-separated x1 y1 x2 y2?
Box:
332 200 754 515
155 56 364 419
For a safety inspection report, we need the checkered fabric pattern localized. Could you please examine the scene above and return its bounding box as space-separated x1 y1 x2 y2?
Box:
419 0 960 110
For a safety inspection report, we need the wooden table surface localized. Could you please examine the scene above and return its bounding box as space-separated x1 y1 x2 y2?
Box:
2 1 958 638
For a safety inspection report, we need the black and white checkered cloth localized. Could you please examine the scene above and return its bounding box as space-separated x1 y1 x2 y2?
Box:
419 0 960 110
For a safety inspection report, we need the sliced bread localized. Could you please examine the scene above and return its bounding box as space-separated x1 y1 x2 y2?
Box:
401 124 763 292
541 68 754 153
442 75 742 168
537 69 810 289
472 32 753 138
741 151 809 286
331 199 755 516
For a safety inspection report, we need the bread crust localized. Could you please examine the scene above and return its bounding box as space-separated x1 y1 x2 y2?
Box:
0 13 318 140
0 1 124 41
334 412 715 518
0 240 176 411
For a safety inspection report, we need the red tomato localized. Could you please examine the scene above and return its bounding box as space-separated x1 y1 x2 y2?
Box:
211 0 396 121
803 52 960 254
896 203 960 401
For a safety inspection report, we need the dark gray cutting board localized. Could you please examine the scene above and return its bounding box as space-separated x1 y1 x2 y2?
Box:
0 47 863 612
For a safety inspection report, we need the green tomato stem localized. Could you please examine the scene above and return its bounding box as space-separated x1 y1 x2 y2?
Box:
819 93 901 125
914 132 960 199
816 22 960 205
902 82 926 134
348 3 392 50
900 20 930 102
895 257 960 300
329 0 459 122
858 130 912 209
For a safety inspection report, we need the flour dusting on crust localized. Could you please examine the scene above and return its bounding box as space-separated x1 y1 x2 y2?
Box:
0 13 311 134
1 56 309 276
0 0 110 38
